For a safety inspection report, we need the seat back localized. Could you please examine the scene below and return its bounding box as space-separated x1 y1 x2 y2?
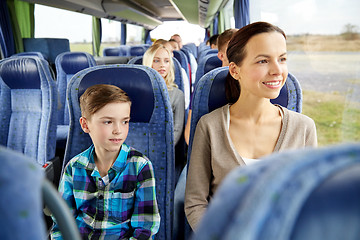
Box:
173 50 190 80
194 143 360 240
103 47 120 56
12 51 46 60
129 45 146 56
0 56 58 165
118 45 130 56
55 52 96 125
197 48 217 61
63 64 175 240
128 56 185 94
0 146 81 240
194 53 222 87
188 67 302 161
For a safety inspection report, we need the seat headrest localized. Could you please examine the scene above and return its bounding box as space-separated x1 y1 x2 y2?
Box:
61 53 92 74
204 56 222 75
130 46 145 56
0 57 41 89
78 67 154 122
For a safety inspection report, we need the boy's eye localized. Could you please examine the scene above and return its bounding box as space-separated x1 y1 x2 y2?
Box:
122 120 129 125
279 57 287 62
257 59 268 64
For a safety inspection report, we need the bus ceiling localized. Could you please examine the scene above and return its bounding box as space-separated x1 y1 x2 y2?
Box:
20 0 230 29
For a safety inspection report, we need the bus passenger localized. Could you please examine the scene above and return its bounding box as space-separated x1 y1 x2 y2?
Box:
171 34 183 49
51 84 160 239
169 38 180 51
143 44 185 146
209 34 219 49
185 21 318 230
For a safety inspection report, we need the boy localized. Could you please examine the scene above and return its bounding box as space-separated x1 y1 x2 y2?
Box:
51 84 160 239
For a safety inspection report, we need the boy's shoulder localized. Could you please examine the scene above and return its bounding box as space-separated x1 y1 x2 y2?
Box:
66 146 93 170
126 145 150 164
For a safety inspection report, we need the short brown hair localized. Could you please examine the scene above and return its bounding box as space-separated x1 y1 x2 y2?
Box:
80 84 131 118
217 28 238 52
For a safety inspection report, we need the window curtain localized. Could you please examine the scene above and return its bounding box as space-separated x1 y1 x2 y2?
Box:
144 29 151 45
212 14 219 35
120 23 126 45
92 16 101 57
6 0 34 53
0 0 15 57
234 0 249 28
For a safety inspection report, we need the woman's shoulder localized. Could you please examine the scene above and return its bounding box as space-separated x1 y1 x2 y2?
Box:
198 104 228 125
281 106 315 127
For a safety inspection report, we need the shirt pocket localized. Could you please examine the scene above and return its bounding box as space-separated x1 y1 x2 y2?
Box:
110 190 136 221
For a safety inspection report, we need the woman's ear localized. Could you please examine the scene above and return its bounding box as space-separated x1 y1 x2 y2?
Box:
229 62 240 80
79 117 90 133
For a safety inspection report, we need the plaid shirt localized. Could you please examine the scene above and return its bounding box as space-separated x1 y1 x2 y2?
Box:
51 144 160 240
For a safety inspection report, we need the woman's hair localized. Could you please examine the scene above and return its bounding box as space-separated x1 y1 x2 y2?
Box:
80 84 131 119
225 21 286 104
143 43 177 90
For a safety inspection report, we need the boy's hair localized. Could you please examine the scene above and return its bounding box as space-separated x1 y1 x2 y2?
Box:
80 84 131 118
217 28 238 52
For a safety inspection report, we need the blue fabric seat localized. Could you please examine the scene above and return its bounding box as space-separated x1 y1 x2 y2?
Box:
197 48 217 61
0 145 81 240
103 47 120 56
173 50 190 81
193 143 360 240
12 51 46 60
63 64 175 240
194 53 222 88
54 52 96 144
0 56 58 166
129 45 146 56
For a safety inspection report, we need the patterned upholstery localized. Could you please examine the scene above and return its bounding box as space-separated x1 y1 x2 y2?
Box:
173 50 190 81
194 143 360 240
55 52 96 144
194 53 222 87
0 146 46 240
0 56 58 165
63 64 175 240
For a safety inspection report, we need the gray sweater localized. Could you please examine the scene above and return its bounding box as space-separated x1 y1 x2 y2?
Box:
185 104 317 229
168 87 185 145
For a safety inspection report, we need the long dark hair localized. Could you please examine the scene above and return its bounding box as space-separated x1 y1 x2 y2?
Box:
225 22 286 104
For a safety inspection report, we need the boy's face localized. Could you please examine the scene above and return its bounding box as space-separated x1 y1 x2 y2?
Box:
80 102 131 154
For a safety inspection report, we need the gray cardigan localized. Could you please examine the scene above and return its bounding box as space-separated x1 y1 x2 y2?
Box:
185 104 317 229
168 87 185 145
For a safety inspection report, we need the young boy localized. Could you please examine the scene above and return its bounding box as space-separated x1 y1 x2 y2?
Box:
51 84 160 239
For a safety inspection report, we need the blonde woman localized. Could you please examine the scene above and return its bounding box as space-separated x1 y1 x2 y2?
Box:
143 44 185 145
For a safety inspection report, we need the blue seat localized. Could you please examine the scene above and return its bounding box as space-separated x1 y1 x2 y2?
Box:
173 50 190 81
63 64 175 240
119 45 130 56
0 56 58 166
193 143 360 240
194 53 222 87
129 45 146 56
197 48 217 61
0 146 81 240
127 55 143 64
54 52 96 144
12 51 46 60
103 47 120 56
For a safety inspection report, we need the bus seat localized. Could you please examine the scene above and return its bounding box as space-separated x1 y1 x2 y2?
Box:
23 38 70 66
127 55 143 64
63 64 175 240
129 45 146 56
103 47 120 56
173 50 190 81
0 146 81 240
119 45 130 56
194 53 222 88
183 43 198 59
193 143 360 240
0 56 58 167
54 52 96 147
12 51 46 60
197 48 217 61
181 47 197 88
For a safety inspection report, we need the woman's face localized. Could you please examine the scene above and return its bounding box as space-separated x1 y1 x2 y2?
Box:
152 48 171 79
230 32 288 100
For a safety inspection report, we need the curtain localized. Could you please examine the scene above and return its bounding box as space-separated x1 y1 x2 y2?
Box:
92 16 101 57
212 13 219 35
0 0 15 57
120 23 126 45
234 0 249 28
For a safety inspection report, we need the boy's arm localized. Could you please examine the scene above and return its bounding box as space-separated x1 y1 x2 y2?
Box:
51 165 78 240
130 160 161 240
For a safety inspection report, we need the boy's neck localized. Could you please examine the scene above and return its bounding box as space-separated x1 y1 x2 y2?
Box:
93 148 121 178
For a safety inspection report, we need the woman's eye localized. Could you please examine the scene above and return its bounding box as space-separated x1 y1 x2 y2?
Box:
153 59 159 63
257 59 268 64
104 121 112 125
279 57 287 62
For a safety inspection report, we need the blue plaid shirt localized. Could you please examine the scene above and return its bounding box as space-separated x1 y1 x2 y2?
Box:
51 144 160 240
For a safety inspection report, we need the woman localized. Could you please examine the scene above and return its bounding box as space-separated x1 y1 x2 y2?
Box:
185 22 317 230
143 44 185 146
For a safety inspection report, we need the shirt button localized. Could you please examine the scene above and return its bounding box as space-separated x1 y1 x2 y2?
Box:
99 194 104 200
